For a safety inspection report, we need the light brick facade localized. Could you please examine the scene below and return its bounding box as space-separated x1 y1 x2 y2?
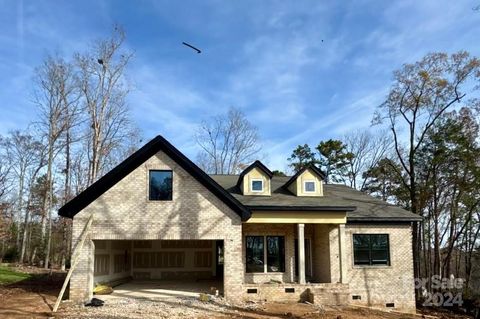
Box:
68 149 416 313
70 151 243 302
345 224 416 312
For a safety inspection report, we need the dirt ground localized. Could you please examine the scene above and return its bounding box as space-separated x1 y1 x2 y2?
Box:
0 266 65 318
0 266 474 319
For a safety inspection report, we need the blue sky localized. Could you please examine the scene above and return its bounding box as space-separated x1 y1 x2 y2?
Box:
1 0 479 171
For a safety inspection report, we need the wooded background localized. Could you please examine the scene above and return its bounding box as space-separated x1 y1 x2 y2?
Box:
0 27 478 301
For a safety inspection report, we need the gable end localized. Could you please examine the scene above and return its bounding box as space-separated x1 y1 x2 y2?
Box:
58 136 251 220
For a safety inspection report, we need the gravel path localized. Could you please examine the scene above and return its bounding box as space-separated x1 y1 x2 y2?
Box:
57 296 269 319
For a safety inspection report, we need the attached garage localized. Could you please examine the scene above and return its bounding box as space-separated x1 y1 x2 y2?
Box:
92 240 224 294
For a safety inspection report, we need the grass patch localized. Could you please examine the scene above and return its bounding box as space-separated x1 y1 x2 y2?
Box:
0 265 32 285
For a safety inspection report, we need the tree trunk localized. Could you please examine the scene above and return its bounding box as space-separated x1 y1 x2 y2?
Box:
409 152 422 300
61 128 71 271
19 196 32 263
44 207 52 269
43 136 54 269
16 171 25 258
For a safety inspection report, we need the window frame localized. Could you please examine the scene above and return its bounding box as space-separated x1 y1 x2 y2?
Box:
148 170 173 201
245 235 264 273
250 178 264 193
352 234 390 266
245 235 285 273
303 180 316 193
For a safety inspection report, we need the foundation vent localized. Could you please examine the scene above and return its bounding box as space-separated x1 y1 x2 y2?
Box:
285 288 295 293
352 295 361 300
247 288 258 294
386 303 395 308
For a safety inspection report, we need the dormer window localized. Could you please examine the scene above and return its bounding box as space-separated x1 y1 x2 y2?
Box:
304 180 316 193
236 160 272 196
284 165 325 197
251 179 264 192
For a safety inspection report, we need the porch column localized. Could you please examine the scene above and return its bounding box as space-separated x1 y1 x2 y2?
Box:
297 223 306 284
338 224 347 283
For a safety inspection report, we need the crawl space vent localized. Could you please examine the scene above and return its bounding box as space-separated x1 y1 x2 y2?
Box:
285 288 295 293
247 288 258 294
386 303 395 308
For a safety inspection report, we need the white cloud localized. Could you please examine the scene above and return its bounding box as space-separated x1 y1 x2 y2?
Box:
1 0 480 171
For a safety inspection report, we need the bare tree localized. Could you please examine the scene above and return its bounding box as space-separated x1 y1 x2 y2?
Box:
20 144 46 263
195 107 261 174
75 26 135 184
34 55 78 268
343 129 392 190
373 51 480 297
0 137 11 200
3 131 44 262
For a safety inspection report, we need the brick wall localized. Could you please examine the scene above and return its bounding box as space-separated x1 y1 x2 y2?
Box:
70 151 243 303
344 224 416 313
242 282 349 305
312 224 334 283
68 150 416 311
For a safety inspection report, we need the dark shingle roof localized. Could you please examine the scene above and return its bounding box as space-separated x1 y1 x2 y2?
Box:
210 175 422 222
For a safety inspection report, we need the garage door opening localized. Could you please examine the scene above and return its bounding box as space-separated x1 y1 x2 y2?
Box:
93 239 224 299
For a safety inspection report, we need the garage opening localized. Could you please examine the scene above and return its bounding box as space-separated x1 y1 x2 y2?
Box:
93 239 224 299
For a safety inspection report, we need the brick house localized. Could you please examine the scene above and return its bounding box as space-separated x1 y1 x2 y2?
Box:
59 135 421 313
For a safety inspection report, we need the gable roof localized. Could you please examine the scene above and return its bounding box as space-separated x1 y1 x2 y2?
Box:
236 160 273 188
283 164 326 189
58 135 251 221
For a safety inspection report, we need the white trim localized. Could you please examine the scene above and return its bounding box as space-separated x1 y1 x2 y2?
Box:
303 180 316 193
251 179 264 192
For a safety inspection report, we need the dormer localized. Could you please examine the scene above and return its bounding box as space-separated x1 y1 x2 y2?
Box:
237 160 273 196
284 165 325 197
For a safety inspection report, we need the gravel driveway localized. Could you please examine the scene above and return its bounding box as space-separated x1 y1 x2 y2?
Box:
57 296 272 319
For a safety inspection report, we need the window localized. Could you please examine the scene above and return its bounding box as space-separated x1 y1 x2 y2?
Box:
353 234 390 266
267 236 285 272
246 236 285 273
246 236 264 273
251 179 263 192
304 180 316 192
149 170 173 200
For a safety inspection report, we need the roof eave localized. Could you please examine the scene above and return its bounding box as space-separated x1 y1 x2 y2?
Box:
347 216 423 223
247 205 356 212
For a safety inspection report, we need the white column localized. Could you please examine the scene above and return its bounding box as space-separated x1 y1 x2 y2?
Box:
338 224 347 283
297 223 306 284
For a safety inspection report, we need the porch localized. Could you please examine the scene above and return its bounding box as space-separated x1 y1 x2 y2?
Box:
242 217 350 305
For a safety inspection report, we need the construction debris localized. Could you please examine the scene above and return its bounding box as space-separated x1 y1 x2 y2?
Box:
85 298 105 307
94 284 114 295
